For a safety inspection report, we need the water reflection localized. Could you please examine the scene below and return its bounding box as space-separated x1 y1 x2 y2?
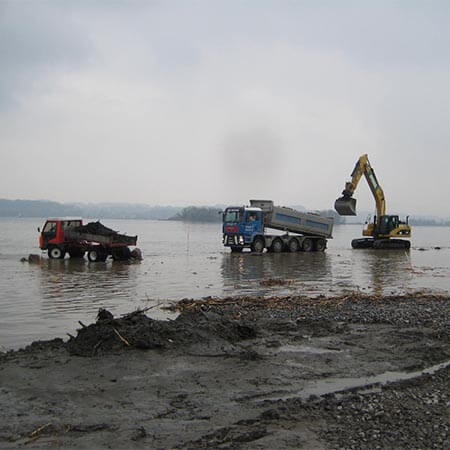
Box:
220 248 418 298
362 249 413 295
220 252 333 296
36 258 141 316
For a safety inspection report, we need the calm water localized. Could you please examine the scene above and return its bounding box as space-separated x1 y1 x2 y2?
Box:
1 218 450 350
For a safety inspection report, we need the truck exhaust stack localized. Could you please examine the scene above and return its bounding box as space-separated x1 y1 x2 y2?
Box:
334 197 357 216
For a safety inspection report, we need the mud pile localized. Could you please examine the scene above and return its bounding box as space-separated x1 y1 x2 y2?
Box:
71 221 136 244
66 308 256 356
72 221 118 236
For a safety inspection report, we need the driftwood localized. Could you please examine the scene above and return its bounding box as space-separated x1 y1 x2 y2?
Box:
113 328 131 346
164 291 450 313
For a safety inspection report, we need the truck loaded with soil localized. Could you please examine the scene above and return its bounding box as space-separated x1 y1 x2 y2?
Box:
0 293 448 449
39 219 141 261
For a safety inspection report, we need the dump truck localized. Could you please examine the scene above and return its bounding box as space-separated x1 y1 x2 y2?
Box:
39 218 139 261
335 154 411 249
222 200 333 253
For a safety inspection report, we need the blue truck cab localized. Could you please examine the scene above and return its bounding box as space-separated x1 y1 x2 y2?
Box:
222 207 264 252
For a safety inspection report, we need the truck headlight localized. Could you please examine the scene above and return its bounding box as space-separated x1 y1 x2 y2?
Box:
239 235 244 245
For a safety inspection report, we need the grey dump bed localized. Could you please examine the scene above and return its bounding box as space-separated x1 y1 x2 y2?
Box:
250 200 333 238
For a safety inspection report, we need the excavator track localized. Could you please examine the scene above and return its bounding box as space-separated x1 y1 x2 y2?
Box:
351 238 410 250
351 238 374 249
373 239 411 250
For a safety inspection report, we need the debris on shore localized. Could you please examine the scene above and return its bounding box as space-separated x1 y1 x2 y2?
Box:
259 278 296 287
66 307 256 356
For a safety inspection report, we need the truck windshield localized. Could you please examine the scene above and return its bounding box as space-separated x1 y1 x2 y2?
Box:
43 221 57 233
224 210 241 223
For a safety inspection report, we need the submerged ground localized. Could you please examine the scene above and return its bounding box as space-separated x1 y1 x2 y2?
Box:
0 294 449 449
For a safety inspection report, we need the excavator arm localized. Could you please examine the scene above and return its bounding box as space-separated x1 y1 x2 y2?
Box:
335 154 386 220
334 154 411 248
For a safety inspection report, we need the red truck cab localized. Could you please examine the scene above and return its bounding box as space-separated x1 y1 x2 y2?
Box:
39 219 84 259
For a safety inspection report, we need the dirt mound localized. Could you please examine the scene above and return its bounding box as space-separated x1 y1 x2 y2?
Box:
66 308 256 356
71 221 137 245
72 221 118 236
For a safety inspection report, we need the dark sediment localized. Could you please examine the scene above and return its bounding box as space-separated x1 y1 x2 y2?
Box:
0 294 448 449
72 221 118 236
71 221 137 244
66 307 256 356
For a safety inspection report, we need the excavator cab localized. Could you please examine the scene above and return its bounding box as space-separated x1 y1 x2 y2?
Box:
334 196 357 216
379 215 399 235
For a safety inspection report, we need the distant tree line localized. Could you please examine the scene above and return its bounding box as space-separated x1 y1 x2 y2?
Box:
0 199 182 220
409 217 450 226
169 206 222 223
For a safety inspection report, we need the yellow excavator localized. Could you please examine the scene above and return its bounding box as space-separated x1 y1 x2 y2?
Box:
335 154 412 249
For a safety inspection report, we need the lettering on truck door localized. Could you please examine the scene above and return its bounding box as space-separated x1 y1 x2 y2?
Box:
245 211 259 236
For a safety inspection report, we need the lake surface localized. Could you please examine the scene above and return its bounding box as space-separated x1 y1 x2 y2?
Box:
1 218 450 350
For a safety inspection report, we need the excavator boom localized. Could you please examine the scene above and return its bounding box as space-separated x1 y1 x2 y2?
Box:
334 154 386 219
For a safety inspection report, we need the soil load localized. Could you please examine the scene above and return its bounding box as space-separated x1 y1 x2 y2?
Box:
72 221 119 237
0 294 449 448
70 221 137 245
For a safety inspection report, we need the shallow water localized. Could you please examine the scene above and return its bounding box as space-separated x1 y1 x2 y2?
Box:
1 218 450 349
262 359 450 402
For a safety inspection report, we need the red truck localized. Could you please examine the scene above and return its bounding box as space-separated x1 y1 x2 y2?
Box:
39 218 138 262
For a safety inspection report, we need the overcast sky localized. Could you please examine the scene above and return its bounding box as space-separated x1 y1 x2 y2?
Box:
1 1 449 215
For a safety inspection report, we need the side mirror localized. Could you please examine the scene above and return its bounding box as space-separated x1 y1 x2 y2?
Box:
37 227 41 233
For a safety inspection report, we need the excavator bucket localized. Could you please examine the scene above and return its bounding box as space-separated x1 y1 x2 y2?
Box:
334 196 357 216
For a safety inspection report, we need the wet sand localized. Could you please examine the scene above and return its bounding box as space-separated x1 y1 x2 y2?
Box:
0 294 449 449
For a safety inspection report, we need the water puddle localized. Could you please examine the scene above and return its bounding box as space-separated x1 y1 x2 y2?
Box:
261 359 450 402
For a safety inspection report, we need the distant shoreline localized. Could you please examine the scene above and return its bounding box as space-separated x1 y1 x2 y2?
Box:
1 199 449 225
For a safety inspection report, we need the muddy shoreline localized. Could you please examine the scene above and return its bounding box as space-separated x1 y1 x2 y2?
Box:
1 294 449 449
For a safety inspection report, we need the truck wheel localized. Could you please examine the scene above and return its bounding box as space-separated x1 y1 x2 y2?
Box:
288 238 300 252
302 238 313 252
130 248 143 260
112 247 132 261
88 248 107 262
48 246 65 259
230 246 243 253
251 238 265 253
271 239 283 253
315 239 326 252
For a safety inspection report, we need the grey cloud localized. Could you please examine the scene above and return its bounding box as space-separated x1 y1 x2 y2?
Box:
0 2 92 108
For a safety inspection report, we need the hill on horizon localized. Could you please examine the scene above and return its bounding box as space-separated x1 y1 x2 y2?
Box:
1 198 449 226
